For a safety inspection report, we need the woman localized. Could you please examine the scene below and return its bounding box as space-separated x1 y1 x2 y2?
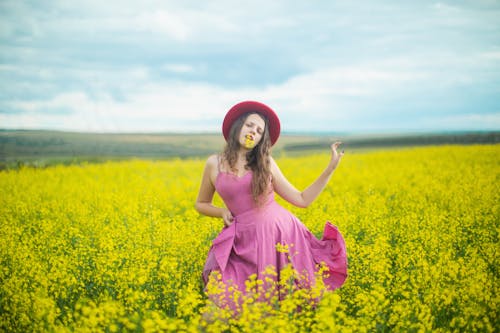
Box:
195 101 347 307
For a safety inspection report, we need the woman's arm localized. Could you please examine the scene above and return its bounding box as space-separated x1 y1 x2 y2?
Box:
194 155 234 226
271 142 344 208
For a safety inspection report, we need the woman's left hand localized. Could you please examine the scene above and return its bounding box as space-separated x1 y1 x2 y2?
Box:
329 141 344 171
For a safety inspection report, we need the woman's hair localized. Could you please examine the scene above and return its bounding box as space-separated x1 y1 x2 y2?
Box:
222 112 272 205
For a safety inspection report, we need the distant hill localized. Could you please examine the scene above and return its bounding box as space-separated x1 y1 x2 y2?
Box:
0 129 498 169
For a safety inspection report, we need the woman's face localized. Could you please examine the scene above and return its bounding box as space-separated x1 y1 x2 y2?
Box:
239 113 266 150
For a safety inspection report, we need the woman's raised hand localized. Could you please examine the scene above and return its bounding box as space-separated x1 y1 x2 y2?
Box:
329 141 344 171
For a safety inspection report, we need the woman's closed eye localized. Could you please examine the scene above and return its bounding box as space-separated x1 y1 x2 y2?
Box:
246 122 263 134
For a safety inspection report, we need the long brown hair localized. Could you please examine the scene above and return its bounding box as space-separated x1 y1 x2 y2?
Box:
222 112 272 205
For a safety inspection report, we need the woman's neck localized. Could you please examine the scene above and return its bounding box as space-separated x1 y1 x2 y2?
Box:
233 151 247 169
237 149 248 161
222 147 250 171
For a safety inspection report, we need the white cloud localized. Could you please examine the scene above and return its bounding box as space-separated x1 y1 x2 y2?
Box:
39 11 191 41
0 62 437 132
162 64 196 74
10 92 88 113
1 83 250 132
479 51 500 60
134 10 190 40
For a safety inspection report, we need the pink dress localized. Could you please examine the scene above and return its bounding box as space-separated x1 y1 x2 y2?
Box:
202 170 348 305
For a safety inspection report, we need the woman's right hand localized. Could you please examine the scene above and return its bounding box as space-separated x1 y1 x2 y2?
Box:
221 208 234 227
328 141 344 171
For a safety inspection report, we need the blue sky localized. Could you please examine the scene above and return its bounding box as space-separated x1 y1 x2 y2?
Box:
1 0 499 133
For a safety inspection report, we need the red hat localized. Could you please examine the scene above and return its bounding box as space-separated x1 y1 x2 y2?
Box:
222 101 281 146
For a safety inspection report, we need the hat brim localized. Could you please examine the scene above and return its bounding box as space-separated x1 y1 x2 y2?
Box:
222 101 281 146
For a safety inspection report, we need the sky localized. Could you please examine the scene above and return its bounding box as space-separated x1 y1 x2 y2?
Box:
1 0 499 134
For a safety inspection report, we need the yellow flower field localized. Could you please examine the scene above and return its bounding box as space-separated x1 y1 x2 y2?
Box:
0 145 498 332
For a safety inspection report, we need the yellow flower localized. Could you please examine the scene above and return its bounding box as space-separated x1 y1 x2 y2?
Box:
0 145 497 332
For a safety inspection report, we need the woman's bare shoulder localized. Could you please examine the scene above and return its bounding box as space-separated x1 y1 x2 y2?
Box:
205 154 220 170
207 154 218 162
269 155 280 170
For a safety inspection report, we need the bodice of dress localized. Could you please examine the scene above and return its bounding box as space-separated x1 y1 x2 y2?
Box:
215 171 274 216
